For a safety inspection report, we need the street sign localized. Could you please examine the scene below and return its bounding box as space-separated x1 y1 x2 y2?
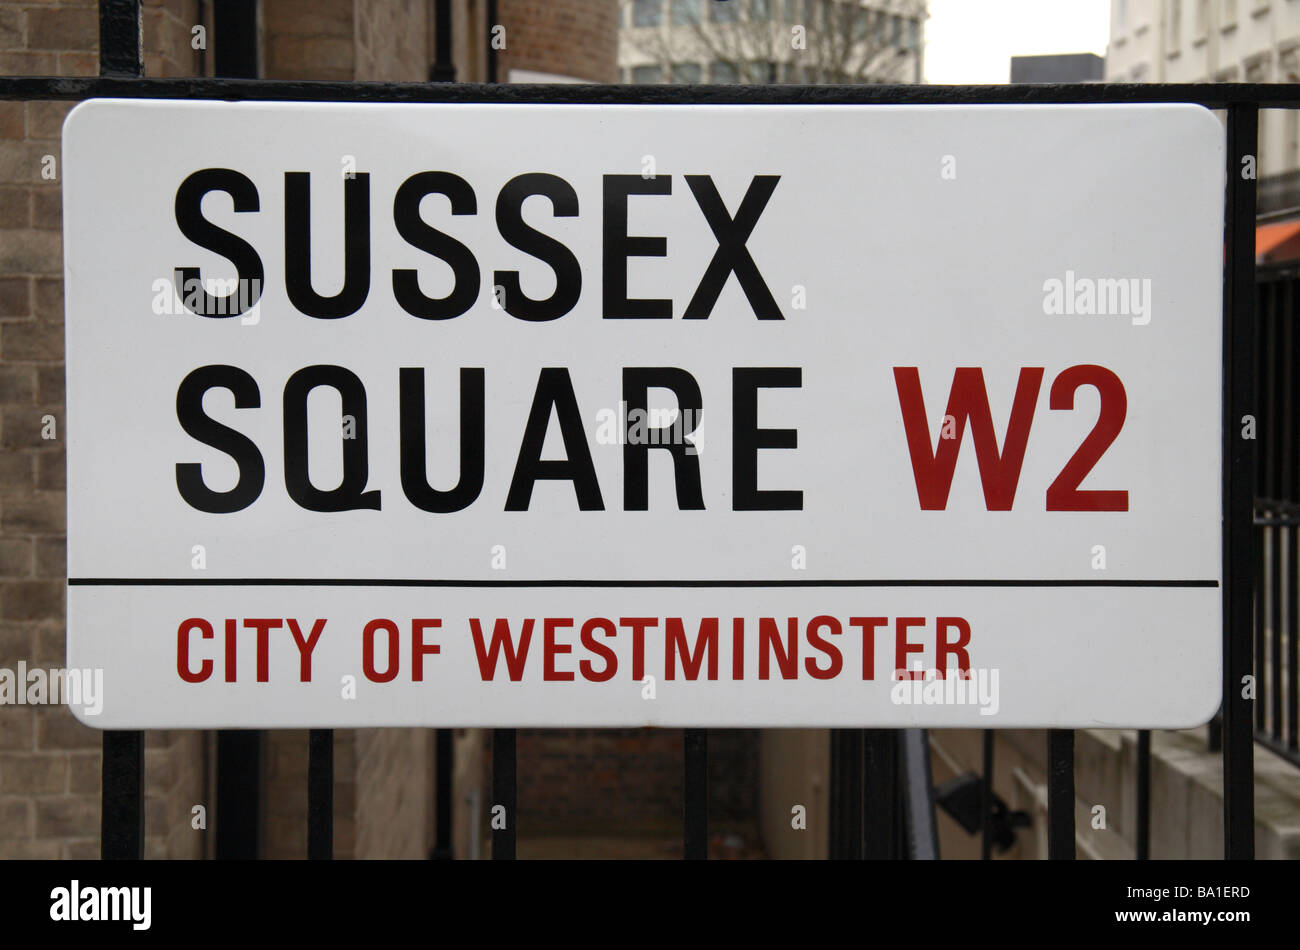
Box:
63 99 1224 728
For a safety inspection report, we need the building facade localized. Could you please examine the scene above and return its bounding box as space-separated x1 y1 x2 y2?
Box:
1106 0 1300 178
618 0 926 85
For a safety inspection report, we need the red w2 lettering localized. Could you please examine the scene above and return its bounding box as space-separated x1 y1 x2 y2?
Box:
893 365 1129 512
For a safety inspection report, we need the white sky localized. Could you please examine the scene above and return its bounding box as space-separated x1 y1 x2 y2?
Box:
924 0 1112 84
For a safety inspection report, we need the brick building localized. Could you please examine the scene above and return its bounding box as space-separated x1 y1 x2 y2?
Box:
0 0 627 861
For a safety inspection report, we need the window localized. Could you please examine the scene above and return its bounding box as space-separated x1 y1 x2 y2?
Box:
853 7 869 41
1117 0 1126 27
633 0 662 27
1167 0 1181 49
783 0 798 22
671 62 703 83
710 61 739 82
1221 0 1237 28
751 0 774 21
1194 0 1209 39
890 14 903 46
672 0 702 25
905 17 919 51
1281 41 1300 81
746 60 778 82
712 0 741 22
631 64 664 83
1245 52 1271 82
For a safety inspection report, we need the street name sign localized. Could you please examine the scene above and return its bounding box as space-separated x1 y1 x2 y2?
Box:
63 99 1225 728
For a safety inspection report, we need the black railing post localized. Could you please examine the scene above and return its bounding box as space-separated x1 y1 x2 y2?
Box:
307 729 333 860
215 730 261 859
1224 102 1259 860
98 0 142 78
96 1 144 864
100 731 144 859
1047 730 1075 859
829 729 865 858
1136 729 1151 860
862 729 894 859
430 0 456 82
213 0 259 79
899 729 938 860
491 729 515 859
486 0 500 83
433 729 453 859
683 729 708 859
981 730 994 860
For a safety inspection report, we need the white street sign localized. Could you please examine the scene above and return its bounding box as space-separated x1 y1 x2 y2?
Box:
63 99 1224 728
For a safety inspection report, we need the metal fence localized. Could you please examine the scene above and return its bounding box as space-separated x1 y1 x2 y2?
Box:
0 0 1283 861
1253 266 1300 769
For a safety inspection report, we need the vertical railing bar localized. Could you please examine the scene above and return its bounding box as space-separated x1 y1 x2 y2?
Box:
1290 523 1300 751
899 730 938 860
100 731 144 859
91 0 141 848
862 729 894 859
1224 101 1259 860
683 728 708 860
486 0 500 84
215 730 261 859
1287 277 1300 752
1254 285 1267 734
1255 519 1266 730
307 729 333 860
980 730 994 860
1273 522 1284 740
491 729 515 860
91 48 138 893
1136 729 1151 860
98 0 142 78
844 729 864 859
430 0 455 82
212 0 259 79
1046 729 1074 860
827 730 841 858
1269 285 1284 740
432 729 453 859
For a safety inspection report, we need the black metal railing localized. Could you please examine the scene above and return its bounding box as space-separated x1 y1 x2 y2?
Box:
1252 269 1300 767
2 0 1278 861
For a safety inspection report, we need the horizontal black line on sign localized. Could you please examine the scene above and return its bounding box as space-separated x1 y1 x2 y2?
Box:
2 77 1300 108
67 578 1221 588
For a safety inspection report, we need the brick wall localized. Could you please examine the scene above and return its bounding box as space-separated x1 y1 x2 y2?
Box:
498 0 618 82
515 728 758 834
0 0 208 860
263 0 354 81
355 0 427 81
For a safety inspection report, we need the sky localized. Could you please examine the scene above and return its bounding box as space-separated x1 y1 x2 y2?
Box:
924 0 1112 84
